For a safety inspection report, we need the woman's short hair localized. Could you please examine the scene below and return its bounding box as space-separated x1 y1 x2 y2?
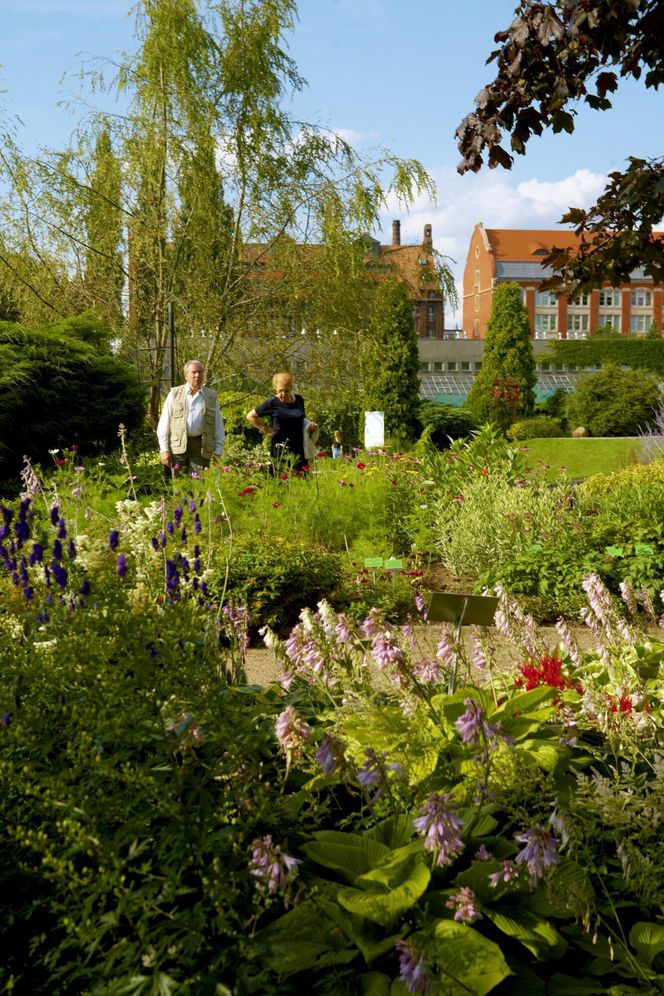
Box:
272 371 293 389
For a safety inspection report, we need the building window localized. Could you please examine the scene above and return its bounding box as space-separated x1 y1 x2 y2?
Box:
535 313 557 336
461 361 471 371
425 326 435 339
569 293 590 307
599 289 620 307
630 314 652 333
535 291 557 307
433 361 444 371
427 305 436 322
631 289 651 308
447 361 457 371
474 294 480 311
567 314 589 333
538 362 551 371
598 313 621 329
474 269 480 288
419 361 430 371
474 361 482 370
473 319 480 336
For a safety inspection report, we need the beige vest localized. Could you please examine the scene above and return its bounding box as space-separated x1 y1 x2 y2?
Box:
167 384 218 458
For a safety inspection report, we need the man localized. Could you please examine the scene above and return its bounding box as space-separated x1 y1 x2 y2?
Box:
157 360 224 476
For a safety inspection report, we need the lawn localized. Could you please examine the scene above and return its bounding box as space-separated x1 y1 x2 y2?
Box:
519 435 643 480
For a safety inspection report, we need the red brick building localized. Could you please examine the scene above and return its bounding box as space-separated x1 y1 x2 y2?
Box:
463 223 664 340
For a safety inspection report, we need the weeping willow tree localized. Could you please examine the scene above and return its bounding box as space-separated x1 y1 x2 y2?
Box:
0 0 443 422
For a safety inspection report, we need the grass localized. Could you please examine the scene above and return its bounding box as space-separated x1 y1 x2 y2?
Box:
518 436 644 481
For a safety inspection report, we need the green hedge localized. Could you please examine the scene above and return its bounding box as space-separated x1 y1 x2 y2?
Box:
542 337 664 375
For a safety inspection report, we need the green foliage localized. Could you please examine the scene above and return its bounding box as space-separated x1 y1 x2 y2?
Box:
507 415 563 441
465 283 536 429
213 534 343 634
564 363 661 437
417 401 477 448
456 1 664 291
362 280 421 443
83 127 124 329
544 337 664 377
0 316 144 478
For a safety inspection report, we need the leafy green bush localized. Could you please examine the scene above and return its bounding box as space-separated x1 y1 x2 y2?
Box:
564 362 661 436
0 315 144 478
417 401 477 448
212 534 343 634
507 415 564 440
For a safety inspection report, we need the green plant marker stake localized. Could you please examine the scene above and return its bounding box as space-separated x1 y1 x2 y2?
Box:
634 544 654 557
605 546 624 558
528 544 544 553
383 559 404 571
364 557 384 568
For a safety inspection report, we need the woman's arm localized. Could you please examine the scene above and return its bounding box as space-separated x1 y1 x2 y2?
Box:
246 407 273 437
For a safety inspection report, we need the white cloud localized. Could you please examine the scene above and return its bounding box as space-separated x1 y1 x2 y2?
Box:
379 166 607 325
331 126 379 147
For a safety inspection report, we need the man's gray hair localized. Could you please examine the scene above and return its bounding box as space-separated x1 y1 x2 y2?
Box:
183 359 204 374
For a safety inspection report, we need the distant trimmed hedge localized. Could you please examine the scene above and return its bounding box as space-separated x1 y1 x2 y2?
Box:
542 337 664 375
0 315 145 479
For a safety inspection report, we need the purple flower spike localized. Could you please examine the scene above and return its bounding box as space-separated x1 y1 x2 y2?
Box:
446 886 482 924
249 835 301 898
455 697 498 745
109 530 120 551
514 825 559 881
414 792 464 866
395 940 433 994
116 554 127 578
49 505 59 526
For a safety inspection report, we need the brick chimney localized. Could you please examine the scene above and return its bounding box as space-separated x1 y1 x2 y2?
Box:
423 223 432 248
391 219 401 246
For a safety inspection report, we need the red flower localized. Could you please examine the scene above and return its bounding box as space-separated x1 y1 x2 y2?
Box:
272 501 281 508
238 486 256 497
69 443 78 451
56 459 66 466
480 468 488 476
357 462 366 470
517 654 572 691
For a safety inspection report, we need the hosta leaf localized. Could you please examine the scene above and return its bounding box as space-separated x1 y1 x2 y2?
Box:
429 920 513 994
338 857 430 927
485 907 567 958
629 921 664 968
303 832 390 884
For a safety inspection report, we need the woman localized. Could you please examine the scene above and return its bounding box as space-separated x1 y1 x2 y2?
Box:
246 372 318 472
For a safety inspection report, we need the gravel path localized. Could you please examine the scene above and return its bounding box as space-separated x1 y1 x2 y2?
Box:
242 623 602 686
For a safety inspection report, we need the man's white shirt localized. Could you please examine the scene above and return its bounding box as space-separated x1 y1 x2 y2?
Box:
157 388 225 455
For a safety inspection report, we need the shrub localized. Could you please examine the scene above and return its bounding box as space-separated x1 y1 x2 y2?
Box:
465 283 536 428
564 363 661 436
417 401 477 448
211 535 343 634
507 415 564 440
0 315 144 479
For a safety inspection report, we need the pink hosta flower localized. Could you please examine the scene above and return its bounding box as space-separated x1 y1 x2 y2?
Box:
514 825 559 881
435 624 458 670
360 607 386 639
371 630 405 669
275 706 312 757
446 886 482 924
315 732 346 776
455 698 498 745
334 613 355 644
414 792 464 866
357 748 402 802
412 658 445 684
488 859 520 888
249 834 301 898
395 940 433 995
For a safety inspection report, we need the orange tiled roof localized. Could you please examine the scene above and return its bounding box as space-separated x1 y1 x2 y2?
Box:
485 227 664 262
485 229 581 260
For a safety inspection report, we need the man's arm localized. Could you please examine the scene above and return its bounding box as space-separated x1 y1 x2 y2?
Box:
156 393 172 464
214 402 225 456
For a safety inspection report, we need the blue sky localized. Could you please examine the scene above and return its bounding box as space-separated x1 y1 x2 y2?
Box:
2 0 661 323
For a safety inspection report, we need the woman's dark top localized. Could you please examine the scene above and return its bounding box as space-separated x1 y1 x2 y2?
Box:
255 393 306 464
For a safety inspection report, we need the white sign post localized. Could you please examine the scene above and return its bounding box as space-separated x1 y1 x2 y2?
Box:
364 411 385 449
